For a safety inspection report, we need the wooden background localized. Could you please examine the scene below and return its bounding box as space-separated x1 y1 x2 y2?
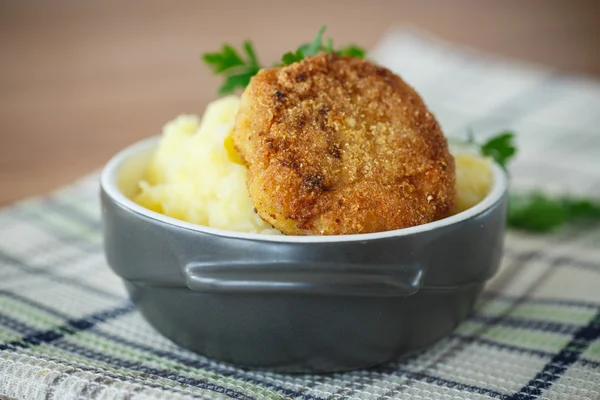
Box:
1 0 599 205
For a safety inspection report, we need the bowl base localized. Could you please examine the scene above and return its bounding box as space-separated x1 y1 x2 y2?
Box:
125 281 483 373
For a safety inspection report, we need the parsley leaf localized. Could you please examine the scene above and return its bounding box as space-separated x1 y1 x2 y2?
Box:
216 73 256 95
452 130 600 233
204 27 367 92
567 198 600 219
281 49 305 65
243 41 259 68
508 193 569 232
203 45 244 73
325 38 334 53
303 26 326 57
337 45 367 58
508 194 600 232
480 131 517 170
280 26 367 66
202 41 261 94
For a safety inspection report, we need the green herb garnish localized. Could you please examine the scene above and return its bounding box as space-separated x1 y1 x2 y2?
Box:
202 26 366 94
280 49 305 66
202 26 366 93
508 194 600 232
480 131 517 171
202 41 261 94
455 130 517 171
463 130 600 232
280 26 366 66
337 45 367 58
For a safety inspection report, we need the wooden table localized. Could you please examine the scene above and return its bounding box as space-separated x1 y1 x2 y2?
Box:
1 0 599 205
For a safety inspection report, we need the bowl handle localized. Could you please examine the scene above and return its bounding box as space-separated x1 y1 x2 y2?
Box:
184 261 423 297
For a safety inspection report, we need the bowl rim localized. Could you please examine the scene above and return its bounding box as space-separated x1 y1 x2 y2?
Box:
101 135 508 243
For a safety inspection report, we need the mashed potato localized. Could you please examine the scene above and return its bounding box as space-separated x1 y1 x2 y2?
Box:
452 151 494 213
133 97 493 234
133 96 280 234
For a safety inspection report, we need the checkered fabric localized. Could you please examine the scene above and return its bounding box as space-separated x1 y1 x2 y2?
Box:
1 28 600 400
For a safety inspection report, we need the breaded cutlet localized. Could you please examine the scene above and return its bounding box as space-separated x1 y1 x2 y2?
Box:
233 53 455 235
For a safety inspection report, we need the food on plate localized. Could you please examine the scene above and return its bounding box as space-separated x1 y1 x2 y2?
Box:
234 54 455 235
132 28 495 235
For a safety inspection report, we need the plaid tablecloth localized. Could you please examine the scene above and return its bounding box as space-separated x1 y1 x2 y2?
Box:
1 29 600 400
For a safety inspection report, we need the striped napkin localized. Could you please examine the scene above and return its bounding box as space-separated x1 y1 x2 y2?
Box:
1 28 599 400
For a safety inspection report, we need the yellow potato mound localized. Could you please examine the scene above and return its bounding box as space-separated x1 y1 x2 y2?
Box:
133 96 280 234
133 96 493 234
453 152 494 214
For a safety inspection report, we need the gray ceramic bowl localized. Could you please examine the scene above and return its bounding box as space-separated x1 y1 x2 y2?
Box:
100 136 508 373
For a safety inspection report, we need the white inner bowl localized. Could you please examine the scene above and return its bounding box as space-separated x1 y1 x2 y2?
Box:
101 136 509 243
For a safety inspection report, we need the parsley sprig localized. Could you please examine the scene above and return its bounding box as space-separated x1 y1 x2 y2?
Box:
465 131 600 232
480 132 517 171
280 26 366 65
202 42 261 95
202 26 366 93
508 194 600 232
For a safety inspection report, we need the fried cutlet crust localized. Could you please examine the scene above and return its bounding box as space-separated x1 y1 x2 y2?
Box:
233 53 455 235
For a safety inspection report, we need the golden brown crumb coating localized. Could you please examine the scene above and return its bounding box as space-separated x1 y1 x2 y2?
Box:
233 53 455 235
